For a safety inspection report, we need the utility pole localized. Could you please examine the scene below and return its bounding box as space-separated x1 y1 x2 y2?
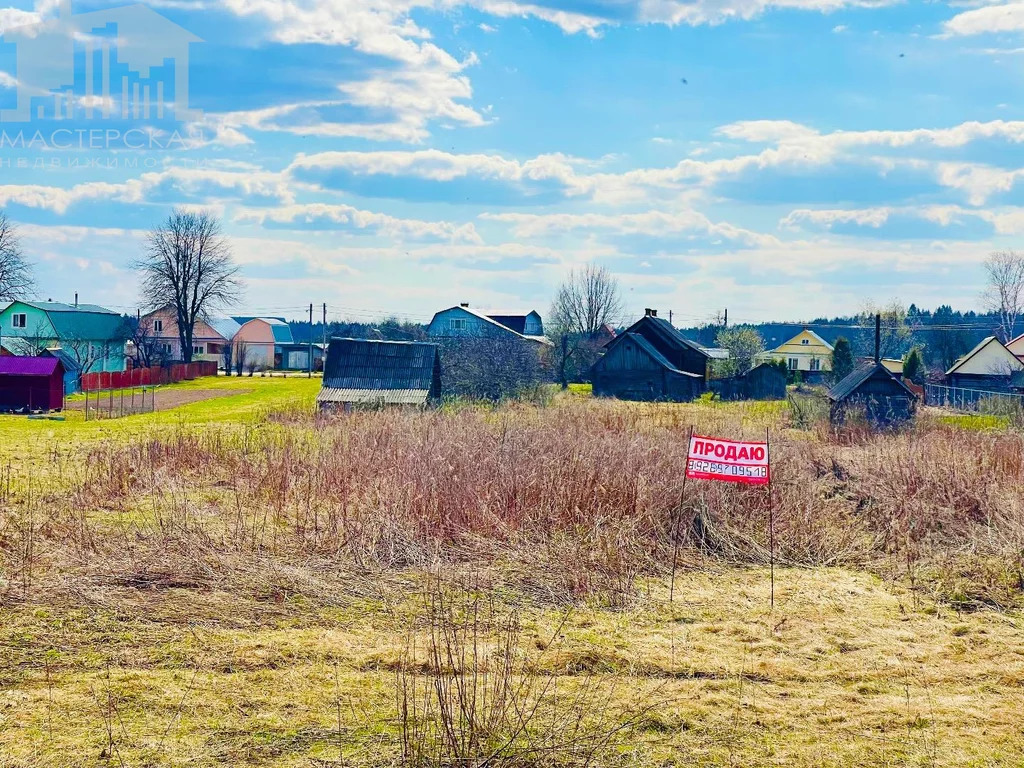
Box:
669 310 673 325
874 313 881 363
322 303 327 372
308 303 313 378
724 308 728 329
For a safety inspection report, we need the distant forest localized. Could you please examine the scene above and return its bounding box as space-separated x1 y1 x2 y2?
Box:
682 305 1003 370
288 305 1003 372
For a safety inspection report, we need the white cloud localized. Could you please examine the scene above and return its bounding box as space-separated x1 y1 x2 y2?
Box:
0 167 295 215
236 203 483 242
0 7 42 33
943 2 1024 36
482 209 780 246
637 0 898 26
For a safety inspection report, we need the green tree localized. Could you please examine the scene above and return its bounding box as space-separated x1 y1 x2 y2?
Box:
714 327 764 377
903 346 924 383
831 336 855 382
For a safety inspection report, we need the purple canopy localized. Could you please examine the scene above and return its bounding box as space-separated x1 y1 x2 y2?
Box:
0 356 61 376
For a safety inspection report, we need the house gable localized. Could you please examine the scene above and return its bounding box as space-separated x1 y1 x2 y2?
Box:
1007 333 1024 359
946 336 1024 377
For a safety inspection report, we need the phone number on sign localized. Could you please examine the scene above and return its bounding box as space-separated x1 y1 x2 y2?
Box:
687 459 768 479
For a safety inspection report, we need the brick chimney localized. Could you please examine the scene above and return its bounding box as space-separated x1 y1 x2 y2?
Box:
644 308 658 317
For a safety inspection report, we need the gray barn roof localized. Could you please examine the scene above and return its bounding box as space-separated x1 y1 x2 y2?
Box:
318 337 441 406
828 361 916 402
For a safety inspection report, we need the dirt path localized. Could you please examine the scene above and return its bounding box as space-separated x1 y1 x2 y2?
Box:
68 388 252 412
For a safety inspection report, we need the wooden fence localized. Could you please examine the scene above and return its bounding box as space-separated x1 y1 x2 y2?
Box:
80 361 217 392
84 387 157 421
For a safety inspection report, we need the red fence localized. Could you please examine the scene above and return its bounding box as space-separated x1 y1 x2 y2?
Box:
81 361 218 392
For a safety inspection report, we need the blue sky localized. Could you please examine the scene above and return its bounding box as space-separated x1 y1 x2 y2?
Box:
1 0 1024 326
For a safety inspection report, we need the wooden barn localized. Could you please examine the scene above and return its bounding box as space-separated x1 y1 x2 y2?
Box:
591 309 709 402
317 338 441 410
0 356 65 412
828 361 917 428
741 363 787 400
709 363 787 401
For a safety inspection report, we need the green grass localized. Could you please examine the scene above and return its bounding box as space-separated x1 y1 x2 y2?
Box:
3 385 1024 766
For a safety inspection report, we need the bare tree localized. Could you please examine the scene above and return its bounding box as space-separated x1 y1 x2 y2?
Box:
857 300 915 360
550 264 623 336
0 212 33 301
221 341 234 376
234 341 249 377
439 333 546 400
135 209 242 364
549 264 623 387
982 250 1024 341
128 315 163 368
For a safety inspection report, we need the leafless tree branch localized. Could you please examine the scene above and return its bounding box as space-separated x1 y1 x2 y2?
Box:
133 209 242 364
0 211 34 301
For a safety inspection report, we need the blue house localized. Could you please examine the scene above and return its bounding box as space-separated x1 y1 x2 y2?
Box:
427 304 549 344
0 299 128 374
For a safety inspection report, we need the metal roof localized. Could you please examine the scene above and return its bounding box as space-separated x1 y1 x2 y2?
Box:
701 347 730 360
208 317 242 340
432 306 552 345
944 335 1023 376
317 388 432 406
320 337 441 404
0 356 62 376
4 300 125 341
16 300 116 314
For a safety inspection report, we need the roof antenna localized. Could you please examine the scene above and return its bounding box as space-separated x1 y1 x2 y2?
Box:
874 313 881 364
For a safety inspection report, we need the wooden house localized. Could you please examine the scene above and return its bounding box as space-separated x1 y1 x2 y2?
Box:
945 336 1024 391
317 338 442 409
828 360 917 428
591 309 710 402
0 356 65 412
756 328 833 383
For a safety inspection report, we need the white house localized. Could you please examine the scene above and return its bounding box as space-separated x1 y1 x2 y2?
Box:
946 336 1024 390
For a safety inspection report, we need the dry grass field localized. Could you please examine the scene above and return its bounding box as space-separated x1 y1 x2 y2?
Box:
2 377 1024 767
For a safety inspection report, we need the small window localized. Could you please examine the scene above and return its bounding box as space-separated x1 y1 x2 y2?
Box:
801 338 809 345
788 358 799 370
450 318 467 330
193 345 204 355
154 319 164 332
810 358 821 371
12 313 26 328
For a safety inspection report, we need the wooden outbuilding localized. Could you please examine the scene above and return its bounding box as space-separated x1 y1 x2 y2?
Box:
591 309 710 402
317 338 441 409
828 361 917 428
741 363 787 400
0 356 65 412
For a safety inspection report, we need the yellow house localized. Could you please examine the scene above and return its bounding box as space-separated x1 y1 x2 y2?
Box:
756 329 834 375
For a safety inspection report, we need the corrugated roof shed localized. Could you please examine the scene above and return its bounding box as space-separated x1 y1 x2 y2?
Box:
0 357 61 376
317 337 441 407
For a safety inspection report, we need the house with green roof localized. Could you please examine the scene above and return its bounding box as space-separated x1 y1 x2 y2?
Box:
0 299 128 374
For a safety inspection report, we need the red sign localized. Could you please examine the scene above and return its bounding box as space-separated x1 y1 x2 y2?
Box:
686 434 770 486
